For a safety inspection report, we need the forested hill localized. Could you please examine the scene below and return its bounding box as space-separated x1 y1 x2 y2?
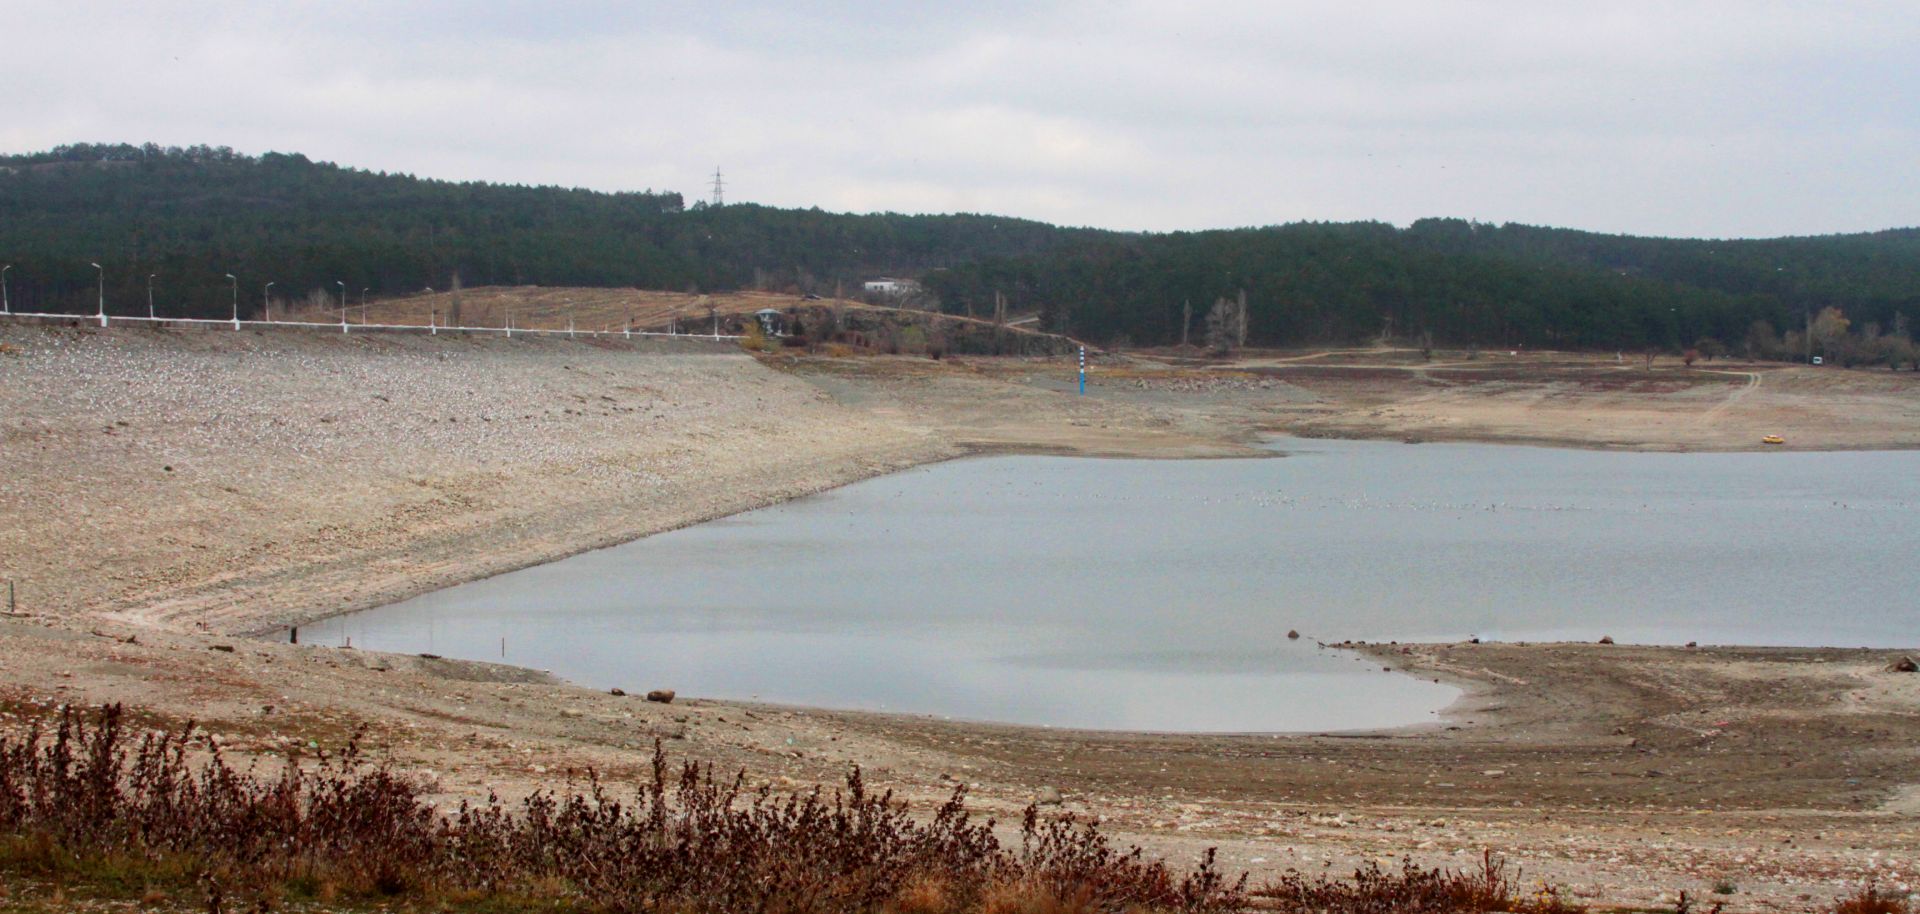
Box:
0 143 1104 317
923 220 1920 355
3 142 1918 359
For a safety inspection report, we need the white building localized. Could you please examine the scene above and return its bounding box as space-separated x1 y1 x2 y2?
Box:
862 277 921 297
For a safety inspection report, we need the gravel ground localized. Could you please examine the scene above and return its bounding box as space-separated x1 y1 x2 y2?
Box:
0 322 952 631
2 323 1917 911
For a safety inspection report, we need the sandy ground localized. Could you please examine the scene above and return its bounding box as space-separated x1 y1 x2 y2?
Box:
4 321 1920 909
1093 347 1920 452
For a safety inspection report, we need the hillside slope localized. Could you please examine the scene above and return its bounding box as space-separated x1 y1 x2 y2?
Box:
926 220 1920 351
0 143 1102 317
5 143 1918 355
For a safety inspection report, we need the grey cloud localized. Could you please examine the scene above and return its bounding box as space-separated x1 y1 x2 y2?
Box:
3 1 1916 236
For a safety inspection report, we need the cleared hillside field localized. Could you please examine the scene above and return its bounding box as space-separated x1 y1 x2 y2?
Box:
280 285 1086 356
336 286 812 334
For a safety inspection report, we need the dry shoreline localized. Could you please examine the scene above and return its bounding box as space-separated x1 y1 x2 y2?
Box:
5 323 1920 909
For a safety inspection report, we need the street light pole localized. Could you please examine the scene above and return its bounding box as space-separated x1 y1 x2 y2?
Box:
224 273 238 329
2 265 12 315
91 262 105 327
263 282 275 323
337 281 348 333
147 273 157 319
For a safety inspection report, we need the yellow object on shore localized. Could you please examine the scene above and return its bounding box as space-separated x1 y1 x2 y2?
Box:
1761 435 1785 445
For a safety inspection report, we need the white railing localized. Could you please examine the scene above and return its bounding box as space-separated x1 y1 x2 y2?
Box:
0 310 742 341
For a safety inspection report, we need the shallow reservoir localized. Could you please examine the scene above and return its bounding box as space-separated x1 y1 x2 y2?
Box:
298 438 1920 732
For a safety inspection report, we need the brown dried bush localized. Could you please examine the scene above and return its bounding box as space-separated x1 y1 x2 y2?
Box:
0 704 1242 913
1833 882 1911 914
1253 852 1580 914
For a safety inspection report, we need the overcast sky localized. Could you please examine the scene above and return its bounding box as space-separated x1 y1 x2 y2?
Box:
7 1 1917 238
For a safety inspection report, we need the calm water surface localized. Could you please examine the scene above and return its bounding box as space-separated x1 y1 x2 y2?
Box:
300 438 1920 732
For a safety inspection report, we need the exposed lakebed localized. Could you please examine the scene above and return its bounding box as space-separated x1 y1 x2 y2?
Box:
297 438 1920 732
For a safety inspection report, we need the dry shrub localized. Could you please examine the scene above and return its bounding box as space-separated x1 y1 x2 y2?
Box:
1835 883 1911 914
979 877 1101 914
890 872 957 914
0 704 1245 913
1254 852 1579 914
740 320 776 353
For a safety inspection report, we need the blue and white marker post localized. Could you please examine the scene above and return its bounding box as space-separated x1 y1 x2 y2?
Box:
1078 346 1086 395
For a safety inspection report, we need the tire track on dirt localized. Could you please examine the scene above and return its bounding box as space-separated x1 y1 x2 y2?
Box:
1700 369 1761 423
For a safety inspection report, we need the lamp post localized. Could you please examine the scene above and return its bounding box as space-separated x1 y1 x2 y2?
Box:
147 273 157 319
91 262 105 326
262 282 274 323
2 264 12 314
337 281 348 332
224 273 238 328
361 288 370 326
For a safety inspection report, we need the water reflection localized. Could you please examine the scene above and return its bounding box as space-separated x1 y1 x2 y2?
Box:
297 438 1920 731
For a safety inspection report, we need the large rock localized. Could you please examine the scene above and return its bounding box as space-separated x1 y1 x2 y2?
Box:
1890 656 1918 673
646 689 676 703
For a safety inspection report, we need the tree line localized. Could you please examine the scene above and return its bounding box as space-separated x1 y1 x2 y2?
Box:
921 219 1920 363
0 143 1098 319
4 144 1918 363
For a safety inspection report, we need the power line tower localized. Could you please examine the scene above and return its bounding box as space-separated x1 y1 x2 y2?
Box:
710 167 725 207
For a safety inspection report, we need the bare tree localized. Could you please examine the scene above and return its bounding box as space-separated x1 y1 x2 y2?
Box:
1204 297 1237 354
926 321 948 360
1236 289 1249 348
1810 306 1850 362
302 287 333 320
449 271 463 328
1745 320 1782 359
